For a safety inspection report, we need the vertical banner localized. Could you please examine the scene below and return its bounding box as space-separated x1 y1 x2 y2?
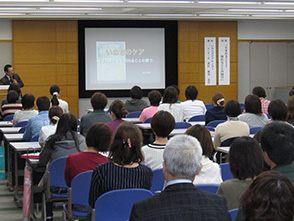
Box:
219 37 230 85
205 37 217 86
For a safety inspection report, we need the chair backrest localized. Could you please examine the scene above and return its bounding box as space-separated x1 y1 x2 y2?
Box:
49 156 68 188
126 111 142 118
94 188 153 221
15 121 28 128
175 122 191 129
220 163 234 181
229 208 239 221
3 114 14 122
250 126 262 134
144 117 152 123
18 126 27 133
71 170 93 206
206 120 226 128
205 104 213 110
188 115 205 122
31 134 39 142
150 168 165 194
240 103 245 113
195 184 220 194
205 126 215 132
220 137 237 147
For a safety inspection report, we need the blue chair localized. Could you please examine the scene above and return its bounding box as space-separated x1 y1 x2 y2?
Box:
240 103 245 113
205 104 213 110
43 156 68 219
144 117 152 123
93 189 153 221
175 122 192 129
150 168 165 194
206 120 226 128
250 126 262 134
205 126 215 132
229 208 239 221
188 115 205 122
31 134 39 142
220 163 234 181
195 184 219 194
18 126 26 133
220 137 237 147
266 113 270 119
3 114 14 122
15 121 28 128
126 111 142 118
63 171 93 220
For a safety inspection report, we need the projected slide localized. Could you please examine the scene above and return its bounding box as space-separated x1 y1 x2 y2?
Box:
85 28 165 90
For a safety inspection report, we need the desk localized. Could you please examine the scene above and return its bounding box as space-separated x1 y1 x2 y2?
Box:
4 133 24 142
0 121 13 127
122 118 141 123
189 121 205 126
0 127 21 134
216 146 230 163
169 128 188 136
10 142 41 206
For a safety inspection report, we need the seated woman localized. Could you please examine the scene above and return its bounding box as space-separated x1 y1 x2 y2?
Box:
186 125 223 185
141 111 175 170
64 123 112 187
287 95 294 125
157 86 184 122
239 171 294 221
39 113 87 165
106 100 128 134
238 94 269 128
38 106 63 147
88 122 153 209
50 84 69 113
217 136 264 210
214 100 249 149
139 90 162 122
12 93 38 126
205 92 227 125
1 90 22 119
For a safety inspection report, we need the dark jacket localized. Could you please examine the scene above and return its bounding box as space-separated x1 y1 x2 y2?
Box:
125 99 147 112
0 73 24 88
205 106 227 125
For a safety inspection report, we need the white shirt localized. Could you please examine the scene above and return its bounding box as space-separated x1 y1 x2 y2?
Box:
12 109 39 126
38 124 57 145
50 98 69 114
142 143 165 170
157 103 184 122
181 100 207 121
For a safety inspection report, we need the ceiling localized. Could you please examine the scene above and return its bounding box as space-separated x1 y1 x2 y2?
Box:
2 0 294 20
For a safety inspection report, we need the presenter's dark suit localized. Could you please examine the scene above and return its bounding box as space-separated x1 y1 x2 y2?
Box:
130 183 231 221
0 74 24 88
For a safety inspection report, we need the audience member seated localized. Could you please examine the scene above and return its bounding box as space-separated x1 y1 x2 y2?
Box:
205 92 227 125
289 86 294 97
139 90 161 122
268 99 287 122
287 95 294 125
252 86 271 114
65 123 112 187
1 83 22 106
13 93 38 126
130 135 231 221
171 85 181 103
1 90 22 119
38 106 63 147
141 111 175 170
238 94 269 128
88 122 153 213
50 84 69 113
239 171 294 221
186 125 222 185
260 121 294 183
217 137 264 210
214 100 249 149
80 92 111 136
106 100 128 134
125 85 147 112
157 86 184 122
181 85 206 121
23 96 50 141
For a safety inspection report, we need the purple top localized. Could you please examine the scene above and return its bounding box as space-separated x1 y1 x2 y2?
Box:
106 119 125 134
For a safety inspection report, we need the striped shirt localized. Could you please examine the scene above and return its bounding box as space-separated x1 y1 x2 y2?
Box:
88 162 153 208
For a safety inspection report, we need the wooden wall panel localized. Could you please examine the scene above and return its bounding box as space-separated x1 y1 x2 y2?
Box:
13 20 79 117
178 21 238 103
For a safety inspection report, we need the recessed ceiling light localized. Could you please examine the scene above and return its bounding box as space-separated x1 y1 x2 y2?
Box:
40 7 102 10
198 1 260 4
128 0 194 3
228 8 283 12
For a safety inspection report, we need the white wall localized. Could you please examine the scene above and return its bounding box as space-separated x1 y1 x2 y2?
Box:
0 20 12 40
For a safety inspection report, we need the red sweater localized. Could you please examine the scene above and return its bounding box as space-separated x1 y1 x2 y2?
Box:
64 151 109 186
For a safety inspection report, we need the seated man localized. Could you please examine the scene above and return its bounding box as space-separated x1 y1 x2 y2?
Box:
130 134 230 221
141 111 175 170
80 92 111 136
267 99 287 122
125 85 147 112
260 121 294 183
23 96 50 141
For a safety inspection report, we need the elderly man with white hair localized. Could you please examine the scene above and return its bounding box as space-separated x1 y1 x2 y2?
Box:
130 134 230 221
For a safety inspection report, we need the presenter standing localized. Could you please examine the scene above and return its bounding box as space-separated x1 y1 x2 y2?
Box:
0 64 24 88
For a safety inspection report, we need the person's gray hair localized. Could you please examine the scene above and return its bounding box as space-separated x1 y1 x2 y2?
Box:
163 134 203 179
